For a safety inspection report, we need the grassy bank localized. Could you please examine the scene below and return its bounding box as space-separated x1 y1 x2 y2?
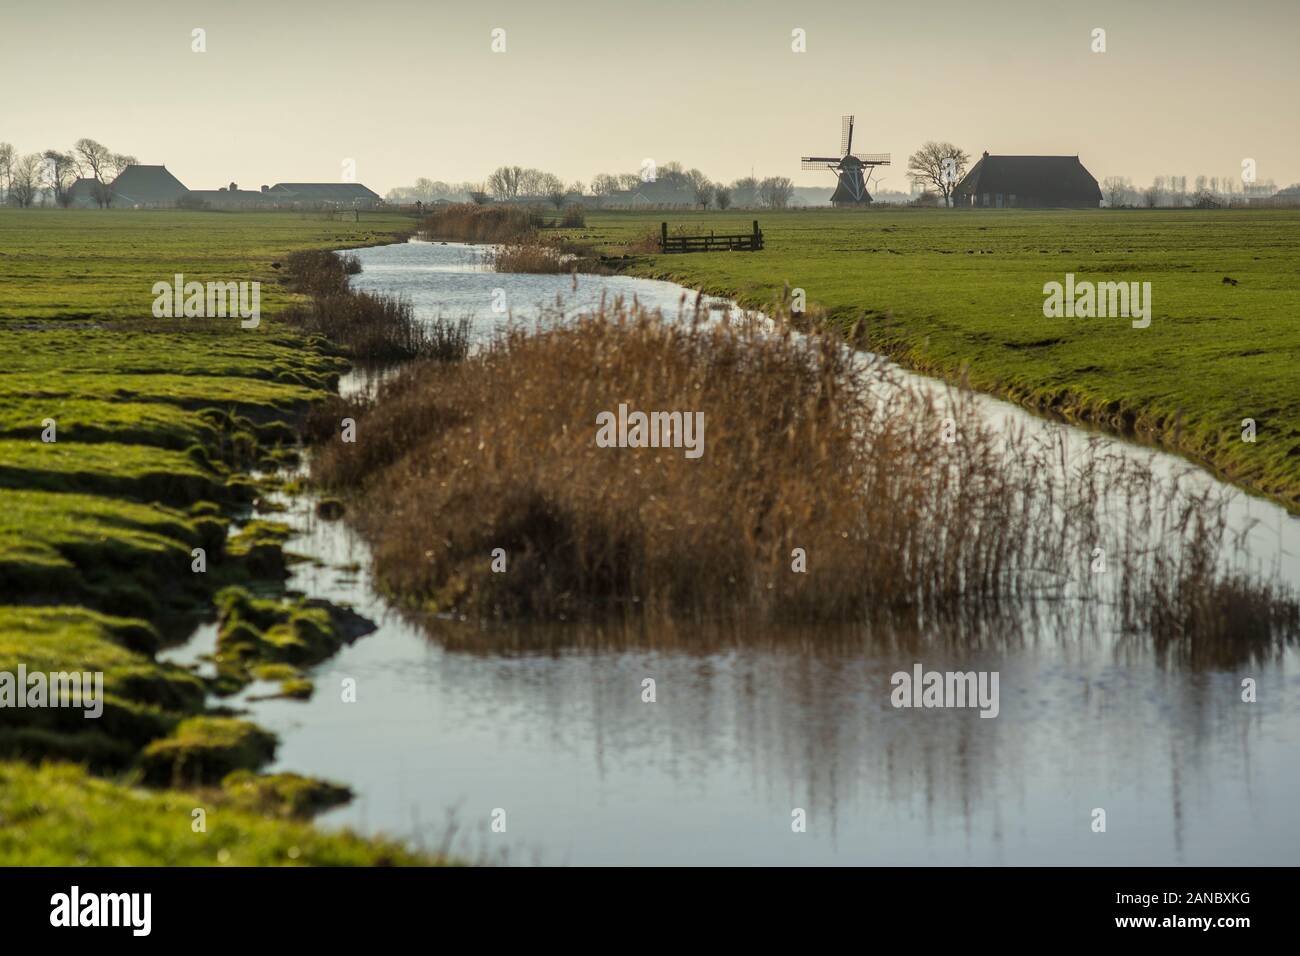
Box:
0 207 442 864
578 208 1300 511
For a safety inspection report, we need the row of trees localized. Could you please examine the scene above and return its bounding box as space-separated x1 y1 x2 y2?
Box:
383 178 478 205
589 162 796 209
0 139 136 208
1100 175 1280 208
387 163 800 210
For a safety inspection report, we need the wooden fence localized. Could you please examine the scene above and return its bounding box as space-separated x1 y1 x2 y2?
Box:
660 220 764 253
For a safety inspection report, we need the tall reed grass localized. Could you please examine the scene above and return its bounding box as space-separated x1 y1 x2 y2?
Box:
418 203 534 243
280 247 469 362
311 300 1297 657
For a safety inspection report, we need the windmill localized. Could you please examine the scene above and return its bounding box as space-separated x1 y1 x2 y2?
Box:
801 115 891 206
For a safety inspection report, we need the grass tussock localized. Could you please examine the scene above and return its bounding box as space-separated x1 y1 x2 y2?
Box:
312 301 1297 657
418 203 534 243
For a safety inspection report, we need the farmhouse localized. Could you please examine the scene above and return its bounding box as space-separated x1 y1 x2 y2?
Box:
953 152 1102 208
64 165 384 210
109 164 190 207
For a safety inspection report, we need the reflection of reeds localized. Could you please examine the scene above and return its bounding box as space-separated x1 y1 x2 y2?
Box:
311 299 1297 658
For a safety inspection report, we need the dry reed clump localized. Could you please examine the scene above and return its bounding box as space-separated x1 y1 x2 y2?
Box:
283 249 360 296
282 292 456 362
488 236 604 275
490 240 570 274
418 203 534 243
311 301 1298 654
279 247 470 362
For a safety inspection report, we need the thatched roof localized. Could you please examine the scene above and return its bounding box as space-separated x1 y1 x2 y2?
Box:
954 153 1102 203
110 165 189 205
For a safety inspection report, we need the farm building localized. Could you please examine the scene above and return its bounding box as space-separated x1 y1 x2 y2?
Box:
66 177 103 208
183 186 274 209
953 153 1102 208
109 165 190 208
265 183 382 207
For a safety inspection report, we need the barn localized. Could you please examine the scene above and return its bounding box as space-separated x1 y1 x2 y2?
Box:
265 183 382 208
953 152 1102 208
109 165 190 208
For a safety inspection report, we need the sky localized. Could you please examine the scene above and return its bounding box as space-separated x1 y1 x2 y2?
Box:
3 0 1297 194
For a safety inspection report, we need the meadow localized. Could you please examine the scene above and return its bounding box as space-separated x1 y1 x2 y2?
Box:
1 204 1295 864
577 208 1300 510
0 208 435 864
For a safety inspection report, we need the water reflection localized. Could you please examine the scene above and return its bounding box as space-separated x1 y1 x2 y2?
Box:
230 241 1300 865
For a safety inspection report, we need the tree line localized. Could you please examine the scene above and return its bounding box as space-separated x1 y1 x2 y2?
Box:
0 139 136 207
388 163 799 209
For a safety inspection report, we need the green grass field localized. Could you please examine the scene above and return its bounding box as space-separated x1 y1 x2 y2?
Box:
0 208 426 865
1 204 1295 863
0 209 412 321
581 208 1300 509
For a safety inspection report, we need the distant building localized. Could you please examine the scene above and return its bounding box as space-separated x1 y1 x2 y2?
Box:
182 186 274 209
69 165 384 210
601 180 694 208
265 183 382 207
110 165 190 208
66 177 103 208
953 152 1102 208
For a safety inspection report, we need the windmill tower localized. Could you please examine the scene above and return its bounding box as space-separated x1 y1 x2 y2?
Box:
801 115 891 206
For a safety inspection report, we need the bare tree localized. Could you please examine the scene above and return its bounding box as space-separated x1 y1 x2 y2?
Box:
0 143 13 205
487 165 523 199
715 185 732 210
758 176 794 209
42 149 80 207
906 141 970 207
10 153 42 207
730 176 759 207
74 138 114 206
687 169 714 208
590 173 619 197
1101 176 1130 208
657 161 688 190
1142 178 1162 208
616 173 641 192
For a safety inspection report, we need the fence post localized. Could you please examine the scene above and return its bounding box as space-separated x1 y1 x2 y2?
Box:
752 220 759 249
661 222 668 250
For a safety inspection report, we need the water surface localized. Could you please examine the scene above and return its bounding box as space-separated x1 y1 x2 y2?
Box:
227 240 1299 864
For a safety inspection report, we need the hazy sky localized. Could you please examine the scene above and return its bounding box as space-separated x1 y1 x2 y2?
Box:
3 0 1297 193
